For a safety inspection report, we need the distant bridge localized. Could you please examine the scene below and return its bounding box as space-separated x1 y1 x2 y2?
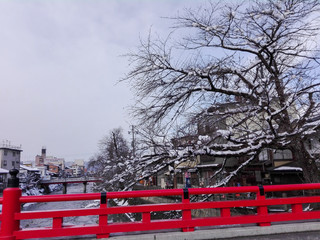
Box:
39 177 102 194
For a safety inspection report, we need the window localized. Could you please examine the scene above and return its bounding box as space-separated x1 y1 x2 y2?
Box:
3 160 7 166
4 150 7 156
13 152 16 157
12 161 15 167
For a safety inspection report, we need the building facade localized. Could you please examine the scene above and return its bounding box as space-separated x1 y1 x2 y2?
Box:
163 104 320 189
35 147 46 167
35 147 65 172
0 142 22 171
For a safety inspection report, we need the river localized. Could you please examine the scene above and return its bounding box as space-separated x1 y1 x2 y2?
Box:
21 183 100 229
5 183 158 239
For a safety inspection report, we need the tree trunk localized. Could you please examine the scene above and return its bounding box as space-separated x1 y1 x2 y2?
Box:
291 142 320 210
291 142 320 183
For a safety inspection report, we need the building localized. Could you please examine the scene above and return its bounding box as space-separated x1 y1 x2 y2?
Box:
165 103 320 188
19 165 41 186
0 168 9 192
0 141 22 192
74 159 84 166
21 161 33 167
35 147 65 171
71 160 85 177
47 163 61 175
35 166 47 178
63 166 73 177
45 156 65 170
0 141 22 171
35 147 46 167
20 165 41 176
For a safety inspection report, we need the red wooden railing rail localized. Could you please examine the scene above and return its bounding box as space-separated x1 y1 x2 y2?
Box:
1 183 320 239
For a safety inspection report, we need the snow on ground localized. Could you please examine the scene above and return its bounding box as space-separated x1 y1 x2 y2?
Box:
49 184 63 192
0 184 63 212
23 187 43 196
84 200 100 208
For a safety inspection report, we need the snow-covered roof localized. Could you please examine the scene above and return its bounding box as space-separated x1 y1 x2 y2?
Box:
45 163 60 167
20 165 40 172
176 160 198 169
197 164 219 168
274 166 303 171
0 168 9 174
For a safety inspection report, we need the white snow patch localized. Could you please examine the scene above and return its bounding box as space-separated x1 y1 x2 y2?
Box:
22 202 37 209
24 187 43 196
84 200 100 209
197 164 219 168
20 165 40 172
274 166 302 171
217 130 230 137
198 135 211 141
0 168 9 174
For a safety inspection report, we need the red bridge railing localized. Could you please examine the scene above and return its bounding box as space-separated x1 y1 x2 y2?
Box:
1 182 320 239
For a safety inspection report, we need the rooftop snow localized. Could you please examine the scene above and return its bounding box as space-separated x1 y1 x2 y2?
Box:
0 168 9 174
20 165 40 172
274 166 303 171
197 164 219 168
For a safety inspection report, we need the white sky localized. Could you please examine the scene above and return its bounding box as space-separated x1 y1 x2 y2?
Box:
0 0 201 163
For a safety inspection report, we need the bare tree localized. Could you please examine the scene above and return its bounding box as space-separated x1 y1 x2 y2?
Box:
124 0 320 184
88 127 133 191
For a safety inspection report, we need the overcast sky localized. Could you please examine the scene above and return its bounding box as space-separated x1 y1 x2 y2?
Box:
0 0 202 163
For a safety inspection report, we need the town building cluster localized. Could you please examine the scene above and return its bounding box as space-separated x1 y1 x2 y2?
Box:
0 144 86 192
151 103 320 190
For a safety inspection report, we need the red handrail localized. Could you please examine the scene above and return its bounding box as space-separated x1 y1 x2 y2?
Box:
1 183 320 239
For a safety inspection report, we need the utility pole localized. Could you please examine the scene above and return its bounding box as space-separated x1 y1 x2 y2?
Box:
131 125 136 158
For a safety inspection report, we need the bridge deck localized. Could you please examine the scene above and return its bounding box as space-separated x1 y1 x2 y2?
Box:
82 221 320 240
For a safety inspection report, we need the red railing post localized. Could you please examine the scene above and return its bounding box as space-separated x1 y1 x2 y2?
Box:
182 188 194 232
292 203 303 213
0 169 21 240
256 185 270 227
142 212 151 223
97 192 109 239
52 217 63 229
220 208 231 218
